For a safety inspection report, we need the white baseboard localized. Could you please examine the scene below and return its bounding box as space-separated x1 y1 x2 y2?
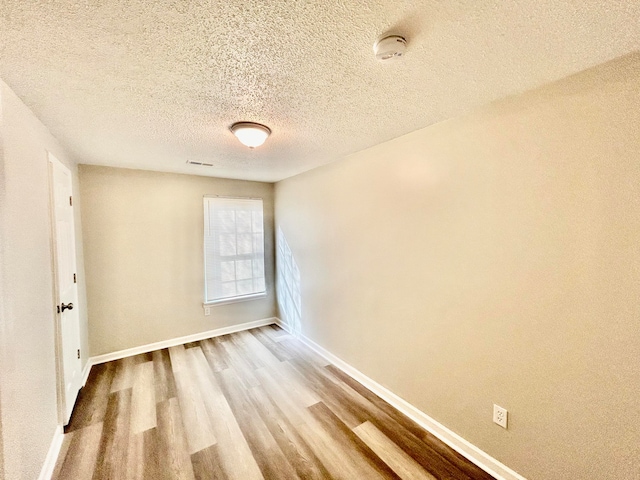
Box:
38 425 64 480
273 318 527 480
89 317 277 366
42 318 276 479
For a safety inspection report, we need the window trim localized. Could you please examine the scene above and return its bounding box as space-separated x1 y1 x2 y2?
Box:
203 291 267 308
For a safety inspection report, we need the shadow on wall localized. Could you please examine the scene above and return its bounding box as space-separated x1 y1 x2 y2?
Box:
0 393 3 480
0 118 5 480
276 227 302 335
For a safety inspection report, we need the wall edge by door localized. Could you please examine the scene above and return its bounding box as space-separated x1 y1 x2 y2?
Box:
37 425 63 480
46 151 68 427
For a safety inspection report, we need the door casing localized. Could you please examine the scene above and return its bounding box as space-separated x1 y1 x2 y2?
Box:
48 151 83 425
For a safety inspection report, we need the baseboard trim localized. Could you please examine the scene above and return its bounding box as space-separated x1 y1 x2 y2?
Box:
46 318 276 477
273 317 527 480
38 425 64 480
89 317 277 366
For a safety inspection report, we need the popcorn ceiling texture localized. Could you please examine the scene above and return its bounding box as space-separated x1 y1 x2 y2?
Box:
0 1 639 182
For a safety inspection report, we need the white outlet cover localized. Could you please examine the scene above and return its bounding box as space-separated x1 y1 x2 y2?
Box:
493 404 508 429
204 306 211 316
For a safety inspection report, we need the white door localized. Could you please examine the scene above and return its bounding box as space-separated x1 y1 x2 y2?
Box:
49 152 82 424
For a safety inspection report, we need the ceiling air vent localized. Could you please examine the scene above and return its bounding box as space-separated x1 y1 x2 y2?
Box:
186 160 215 167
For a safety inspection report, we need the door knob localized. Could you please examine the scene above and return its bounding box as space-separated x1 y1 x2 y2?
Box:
61 303 74 312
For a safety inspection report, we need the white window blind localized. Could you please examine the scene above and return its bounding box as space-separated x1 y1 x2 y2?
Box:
204 197 266 303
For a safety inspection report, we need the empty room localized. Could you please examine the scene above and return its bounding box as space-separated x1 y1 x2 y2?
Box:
0 2 639 479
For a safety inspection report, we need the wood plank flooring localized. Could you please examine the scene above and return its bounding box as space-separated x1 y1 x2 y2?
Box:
53 325 495 480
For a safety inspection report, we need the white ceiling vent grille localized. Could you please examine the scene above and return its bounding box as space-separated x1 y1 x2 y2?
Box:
187 160 215 167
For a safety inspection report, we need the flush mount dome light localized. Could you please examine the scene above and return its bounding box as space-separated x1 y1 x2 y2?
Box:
230 122 271 148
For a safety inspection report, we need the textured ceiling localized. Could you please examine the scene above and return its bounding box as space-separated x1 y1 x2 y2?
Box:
1 1 639 182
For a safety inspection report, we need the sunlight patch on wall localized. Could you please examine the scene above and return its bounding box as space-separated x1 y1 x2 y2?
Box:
276 227 301 335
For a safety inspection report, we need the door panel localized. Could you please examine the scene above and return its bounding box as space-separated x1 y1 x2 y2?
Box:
49 152 82 424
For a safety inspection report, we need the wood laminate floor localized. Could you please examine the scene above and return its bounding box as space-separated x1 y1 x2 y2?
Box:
53 325 495 480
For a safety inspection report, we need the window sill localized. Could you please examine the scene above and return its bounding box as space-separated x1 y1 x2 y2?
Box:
203 292 267 308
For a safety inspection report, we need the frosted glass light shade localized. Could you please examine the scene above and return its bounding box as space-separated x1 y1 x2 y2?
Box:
230 122 271 148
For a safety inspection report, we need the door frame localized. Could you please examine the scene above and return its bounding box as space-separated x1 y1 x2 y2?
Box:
47 151 81 425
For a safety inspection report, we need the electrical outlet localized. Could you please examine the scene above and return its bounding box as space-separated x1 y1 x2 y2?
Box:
493 404 508 429
204 306 211 316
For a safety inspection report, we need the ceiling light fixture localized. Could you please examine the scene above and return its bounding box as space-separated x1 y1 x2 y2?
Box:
230 122 271 148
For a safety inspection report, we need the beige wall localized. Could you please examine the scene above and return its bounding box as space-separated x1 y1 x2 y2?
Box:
0 80 89 480
274 53 640 480
79 166 276 356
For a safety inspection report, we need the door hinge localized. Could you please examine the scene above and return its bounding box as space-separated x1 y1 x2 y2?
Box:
77 349 81 359
69 196 73 206
73 273 77 283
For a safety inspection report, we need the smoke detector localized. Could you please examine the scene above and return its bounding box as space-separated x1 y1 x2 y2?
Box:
373 35 407 61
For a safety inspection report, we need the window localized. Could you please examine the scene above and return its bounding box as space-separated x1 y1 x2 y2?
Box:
204 196 266 304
